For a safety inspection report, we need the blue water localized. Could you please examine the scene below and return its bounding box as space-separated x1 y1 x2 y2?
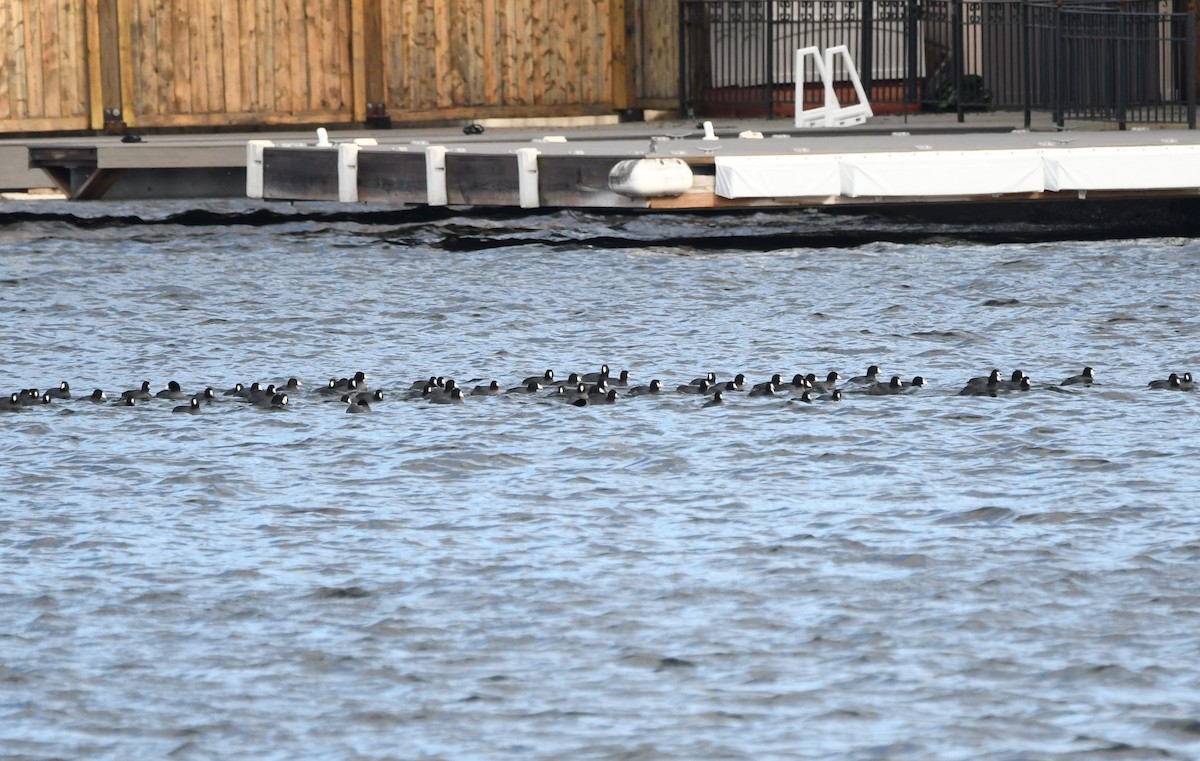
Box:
2 201 1199 760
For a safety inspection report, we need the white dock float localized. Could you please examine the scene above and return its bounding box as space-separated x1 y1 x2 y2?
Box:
1042 144 1200 191
837 150 1046 197
716 140 1200 201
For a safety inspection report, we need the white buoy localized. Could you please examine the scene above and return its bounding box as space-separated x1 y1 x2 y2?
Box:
316 127 331 147
608 158 693 198
702 121 718 141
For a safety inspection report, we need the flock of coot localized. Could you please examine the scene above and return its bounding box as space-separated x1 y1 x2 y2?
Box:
1 364 1195 415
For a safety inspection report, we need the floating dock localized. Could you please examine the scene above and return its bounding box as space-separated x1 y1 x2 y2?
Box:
249 125 1200 212
10 116 1200 220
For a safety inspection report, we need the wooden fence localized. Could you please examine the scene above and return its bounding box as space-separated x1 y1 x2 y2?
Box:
0 0 679 135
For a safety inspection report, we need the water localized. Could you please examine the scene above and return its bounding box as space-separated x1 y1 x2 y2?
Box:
2 201 1200 760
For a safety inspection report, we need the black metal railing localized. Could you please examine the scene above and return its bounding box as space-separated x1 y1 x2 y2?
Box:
679 0 1197 127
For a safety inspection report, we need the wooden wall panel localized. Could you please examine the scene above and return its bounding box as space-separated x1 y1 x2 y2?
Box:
0 0 679 133
123 0 354 128
634 0 681 107
0 1 91 131
380 0 617 121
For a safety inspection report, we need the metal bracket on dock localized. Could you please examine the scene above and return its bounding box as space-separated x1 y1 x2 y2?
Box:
425 146 448 206
338 144 360 203
28 146 124 201
246 140 274 199
516 148 540 209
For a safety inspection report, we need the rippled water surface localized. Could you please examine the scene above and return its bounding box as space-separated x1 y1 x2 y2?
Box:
3 201 1200 760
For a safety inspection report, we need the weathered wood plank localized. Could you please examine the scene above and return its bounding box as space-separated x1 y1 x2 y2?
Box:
302 0 319 112
42 1 60 119
191 0 208 114
173 0 191 114
435 0 453 108
0 2 14 120
462 0 482 105
220 0 241 113
637 0 679 103
350 0 366 121
85 0 104 128
482 0 497 107
117 0 135 123
328 0 346 111
526 0 544 105
609 0 629 108
22 1 42 121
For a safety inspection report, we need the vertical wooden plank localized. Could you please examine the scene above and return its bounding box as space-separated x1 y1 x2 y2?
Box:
191 0 208 114
289 0 307 114
457 0 475 105
537 0 559 104
0 2 13 119
417 0 428 110
640 0 678 101
124 0 142 117
307 0 319 112
168 0 180 113
350 0 365 118
525 0 544 106
325 0 339 112
434 0 451 108
97 0 121 123
204 0 220 113
23 1 42 120
274 0 289 113
117 0 136 124
220 0 241 113
85 0 104 127
258 1 271 114
42 0 60 118
396 0 410 109
564 1 579 104
583 0 600 104
481 0 496 106
505 0 520 105
59 0 77 119
70 0 89 117
609 0 629 108
456 0 472 105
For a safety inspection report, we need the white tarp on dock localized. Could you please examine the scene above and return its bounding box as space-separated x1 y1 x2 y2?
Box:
713 154 842 198
838 151 1045 197
717 144 1200 200
1042 145 1200 191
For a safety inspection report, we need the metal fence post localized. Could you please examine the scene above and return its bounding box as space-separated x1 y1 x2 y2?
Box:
1189 5 1197 128
1054 0 1065 128
1116 7 1127 130
1022 0 1032 128
906 0 920 109
678 0 686 118
953 0 965 122
862 0 876 108
766 0 776 118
